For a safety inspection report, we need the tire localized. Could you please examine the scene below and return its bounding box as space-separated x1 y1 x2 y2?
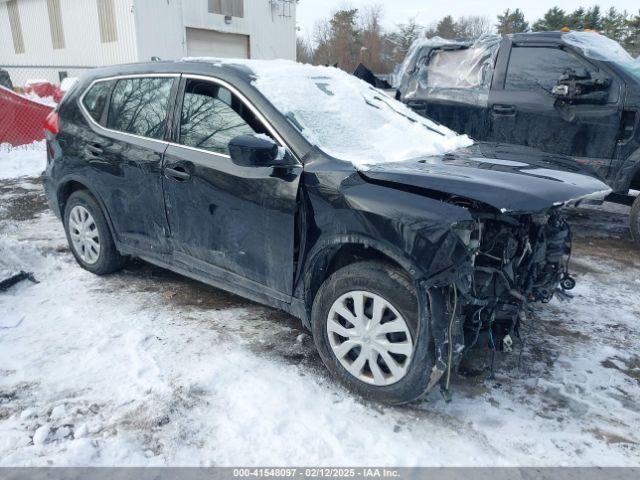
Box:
312 260 433 404
631 195 640 245
63 190 126 275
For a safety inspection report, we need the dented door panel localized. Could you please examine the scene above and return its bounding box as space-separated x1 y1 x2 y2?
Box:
162 145 302 295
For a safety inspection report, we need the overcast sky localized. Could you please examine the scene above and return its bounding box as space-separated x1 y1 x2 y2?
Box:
297 1 639 37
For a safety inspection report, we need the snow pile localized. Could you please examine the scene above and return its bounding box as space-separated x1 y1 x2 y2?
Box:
0 142 46 179
20 93 57 107
185 59 473 167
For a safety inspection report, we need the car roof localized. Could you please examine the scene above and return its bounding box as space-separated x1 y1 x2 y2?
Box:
80 59 257 85
511 31 564 42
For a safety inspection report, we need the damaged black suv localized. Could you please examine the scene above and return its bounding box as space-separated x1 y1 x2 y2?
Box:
43 59 609 404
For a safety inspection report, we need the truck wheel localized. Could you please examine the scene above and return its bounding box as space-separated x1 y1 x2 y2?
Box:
63 190 126 275
311 261 433 405
631 195 640 245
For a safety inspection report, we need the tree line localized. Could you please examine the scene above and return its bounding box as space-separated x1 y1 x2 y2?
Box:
297 5 640 74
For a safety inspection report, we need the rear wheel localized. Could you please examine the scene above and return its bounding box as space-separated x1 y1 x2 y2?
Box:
312 260 433 404
63 190 125 275
631 195 640 245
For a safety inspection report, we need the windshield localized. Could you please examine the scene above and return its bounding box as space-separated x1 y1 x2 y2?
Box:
238 60 473 168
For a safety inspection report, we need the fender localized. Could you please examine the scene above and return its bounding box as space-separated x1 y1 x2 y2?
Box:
305 232 424 280
296 233 429 330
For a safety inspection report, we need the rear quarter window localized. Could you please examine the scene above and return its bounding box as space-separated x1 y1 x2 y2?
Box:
106 77 174 139
82 80 114 123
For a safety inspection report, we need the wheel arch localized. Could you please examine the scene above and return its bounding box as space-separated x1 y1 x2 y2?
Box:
56 176 118 241
298 235 422 329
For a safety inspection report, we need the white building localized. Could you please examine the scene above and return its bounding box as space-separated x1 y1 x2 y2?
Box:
0 0 297 85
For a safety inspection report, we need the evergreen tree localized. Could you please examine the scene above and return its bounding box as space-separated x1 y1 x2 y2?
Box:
567 7 586 30
434 16 457 39
496 8 529 35
582 6 603 31
386 18 423 65
533 7 567 31
602 8 627 43
626 10 640 55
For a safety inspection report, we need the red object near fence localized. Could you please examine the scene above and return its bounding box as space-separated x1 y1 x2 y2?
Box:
0 86 54 147
24 81 64 103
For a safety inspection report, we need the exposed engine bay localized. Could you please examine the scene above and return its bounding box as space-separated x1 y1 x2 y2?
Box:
428 208 575 396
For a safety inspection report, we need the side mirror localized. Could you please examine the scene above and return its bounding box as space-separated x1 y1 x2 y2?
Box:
228 134 291 168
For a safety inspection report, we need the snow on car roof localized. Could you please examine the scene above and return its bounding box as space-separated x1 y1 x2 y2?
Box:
183 58 473 168
563 31 635 64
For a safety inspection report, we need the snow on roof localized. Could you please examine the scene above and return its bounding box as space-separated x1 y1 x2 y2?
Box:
183 58 473 167
563 31 635 64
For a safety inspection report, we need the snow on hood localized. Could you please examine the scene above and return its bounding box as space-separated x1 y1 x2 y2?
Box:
184 58 473 168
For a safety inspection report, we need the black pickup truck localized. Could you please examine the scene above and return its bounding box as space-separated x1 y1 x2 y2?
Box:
394 31 640 242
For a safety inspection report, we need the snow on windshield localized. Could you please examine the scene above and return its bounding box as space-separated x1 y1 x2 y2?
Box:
185 59 473 167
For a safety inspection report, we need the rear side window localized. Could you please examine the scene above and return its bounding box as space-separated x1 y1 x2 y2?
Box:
82 80 113 123
107 77 174 139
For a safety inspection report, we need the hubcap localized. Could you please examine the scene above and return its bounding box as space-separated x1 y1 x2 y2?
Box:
326 291 413 386
68 205 101 265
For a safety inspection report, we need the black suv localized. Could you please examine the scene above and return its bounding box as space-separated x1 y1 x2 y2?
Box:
43 60 608 404
395 31 640 241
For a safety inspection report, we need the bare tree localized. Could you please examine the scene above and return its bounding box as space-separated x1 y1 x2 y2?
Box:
455 15 494 39
312 18 332 65
359 5 386 72
296 35 314 64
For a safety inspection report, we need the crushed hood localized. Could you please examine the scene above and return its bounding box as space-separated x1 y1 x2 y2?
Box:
359 143 611 213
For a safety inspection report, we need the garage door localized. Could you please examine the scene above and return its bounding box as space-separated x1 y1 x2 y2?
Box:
185 28 249 58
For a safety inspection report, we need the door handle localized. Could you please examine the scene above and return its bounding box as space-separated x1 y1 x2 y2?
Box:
164 165 191 181
492 105 516 116
85 143 103 158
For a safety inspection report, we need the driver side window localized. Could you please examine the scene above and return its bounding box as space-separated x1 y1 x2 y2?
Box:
505 46 601 93
179 79 269 155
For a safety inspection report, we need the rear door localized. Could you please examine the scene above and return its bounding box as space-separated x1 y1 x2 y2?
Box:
79 75 178 253
488 44 622 179
162 76 302 296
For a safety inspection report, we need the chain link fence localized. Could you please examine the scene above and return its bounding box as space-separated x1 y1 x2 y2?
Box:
0 65 96 91
0 65 96 147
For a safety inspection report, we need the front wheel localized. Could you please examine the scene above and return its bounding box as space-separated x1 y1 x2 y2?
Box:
311 261 433 404
631 195 640 245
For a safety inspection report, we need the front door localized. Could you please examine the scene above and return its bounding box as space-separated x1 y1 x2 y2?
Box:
488 45 622 179
162 77 302 296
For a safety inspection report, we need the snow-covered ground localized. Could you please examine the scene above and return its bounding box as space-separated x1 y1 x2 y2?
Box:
1 148 639 466
0 142 46 180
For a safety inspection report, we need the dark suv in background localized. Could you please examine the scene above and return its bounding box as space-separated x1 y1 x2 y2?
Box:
395 31 640 242
43 60 608 404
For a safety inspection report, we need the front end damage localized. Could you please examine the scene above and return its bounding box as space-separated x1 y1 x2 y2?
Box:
420 207 574 397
